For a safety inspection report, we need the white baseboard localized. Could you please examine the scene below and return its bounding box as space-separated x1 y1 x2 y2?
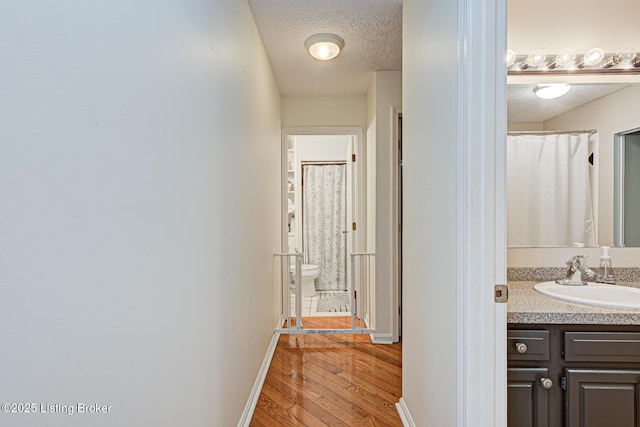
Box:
237 328 281 427
362 316 393 344
396 397 416 427
371 332 394 344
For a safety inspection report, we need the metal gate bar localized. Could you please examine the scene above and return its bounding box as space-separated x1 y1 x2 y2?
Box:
273 252 374 335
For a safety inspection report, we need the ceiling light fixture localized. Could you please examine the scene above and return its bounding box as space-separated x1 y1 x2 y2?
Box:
304 33 345 61
534 83 571 99
506 46 640 74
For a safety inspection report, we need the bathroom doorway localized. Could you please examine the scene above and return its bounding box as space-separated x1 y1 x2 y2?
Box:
281 128 365 319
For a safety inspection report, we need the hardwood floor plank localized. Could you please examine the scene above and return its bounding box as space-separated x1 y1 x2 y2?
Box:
287 403 336 427
253 400 299 427
260 382 295 411
263 374 349 426
251 317 402 426
298 363 401 425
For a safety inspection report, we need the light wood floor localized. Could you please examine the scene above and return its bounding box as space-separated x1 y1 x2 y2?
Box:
250 317 403 426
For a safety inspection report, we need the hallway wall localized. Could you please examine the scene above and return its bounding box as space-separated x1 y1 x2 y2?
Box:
281 96 367 128
366 71 402 343
0 1 281 426
402 0 460 424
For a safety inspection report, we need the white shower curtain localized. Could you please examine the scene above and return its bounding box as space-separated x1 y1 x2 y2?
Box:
302 164 347 291
507 132 598 247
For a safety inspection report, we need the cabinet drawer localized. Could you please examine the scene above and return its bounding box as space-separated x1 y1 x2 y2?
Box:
507 330 550 361
564 332 640 363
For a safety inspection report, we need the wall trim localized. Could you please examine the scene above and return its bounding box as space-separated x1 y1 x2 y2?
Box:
396 398 416 427
237 329 280 427
391 106 402 343
371 333 394 345
456 0 507 425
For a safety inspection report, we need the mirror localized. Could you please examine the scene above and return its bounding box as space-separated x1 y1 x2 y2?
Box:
506 0 640 248
507 82 640 248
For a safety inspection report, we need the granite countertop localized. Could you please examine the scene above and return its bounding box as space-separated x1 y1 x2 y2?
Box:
507 281 640 325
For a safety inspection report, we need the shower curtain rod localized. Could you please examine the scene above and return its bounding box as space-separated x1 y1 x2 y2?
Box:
301 161 347 166
507 130 598 135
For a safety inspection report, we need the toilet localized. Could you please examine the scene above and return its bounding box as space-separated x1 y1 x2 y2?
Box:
289 264 320 298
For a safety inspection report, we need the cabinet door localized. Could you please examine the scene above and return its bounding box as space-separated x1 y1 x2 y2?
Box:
508 368 550 427
565 369 640 427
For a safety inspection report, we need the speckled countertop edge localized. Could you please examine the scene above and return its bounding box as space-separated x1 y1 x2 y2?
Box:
507 267 640 283
507 281 640 325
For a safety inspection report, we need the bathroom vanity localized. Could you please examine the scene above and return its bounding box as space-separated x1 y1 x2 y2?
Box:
507 281 640 427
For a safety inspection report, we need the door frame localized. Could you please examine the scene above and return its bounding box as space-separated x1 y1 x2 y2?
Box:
391 108 402 342
281 126 365 272
458 0 508 424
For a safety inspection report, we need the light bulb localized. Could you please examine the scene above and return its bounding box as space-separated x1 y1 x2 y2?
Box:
309 42 340 60
608 46 637 68
577 48 605 68
519 49 546 70
548 49 576 69
505 50 516 67
534 84 571 99
304 33 345 61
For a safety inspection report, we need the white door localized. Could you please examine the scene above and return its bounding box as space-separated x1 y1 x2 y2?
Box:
399 0 507 425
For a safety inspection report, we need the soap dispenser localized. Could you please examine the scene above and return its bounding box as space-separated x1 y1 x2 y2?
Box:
596 246 616 284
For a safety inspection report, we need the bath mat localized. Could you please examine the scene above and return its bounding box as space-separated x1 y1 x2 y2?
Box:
316 291 351 313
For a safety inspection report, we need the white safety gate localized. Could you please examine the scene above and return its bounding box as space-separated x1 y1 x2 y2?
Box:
274 252 374 334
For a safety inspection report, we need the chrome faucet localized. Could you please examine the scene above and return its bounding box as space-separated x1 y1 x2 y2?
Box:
556 255 596 286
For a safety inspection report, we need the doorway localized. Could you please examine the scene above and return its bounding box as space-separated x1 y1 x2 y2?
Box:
281 128 366 324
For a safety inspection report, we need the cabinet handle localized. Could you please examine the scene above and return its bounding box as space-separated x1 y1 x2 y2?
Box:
540 377 553 390
515 342 528 353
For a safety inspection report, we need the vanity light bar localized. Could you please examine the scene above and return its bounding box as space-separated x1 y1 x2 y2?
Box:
508 50 640 75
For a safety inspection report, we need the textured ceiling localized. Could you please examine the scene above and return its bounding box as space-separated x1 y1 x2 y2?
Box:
247 0 402 96
248 0 637 122
507 84 629 123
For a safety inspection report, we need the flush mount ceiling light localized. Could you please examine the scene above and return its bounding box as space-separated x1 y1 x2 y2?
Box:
507 46 639 75
304 33 345 61
534 83 571 99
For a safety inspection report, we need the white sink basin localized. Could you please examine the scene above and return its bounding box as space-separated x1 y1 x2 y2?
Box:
534 281 640 309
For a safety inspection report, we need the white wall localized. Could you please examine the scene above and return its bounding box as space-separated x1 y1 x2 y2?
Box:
365 71 402 343
281 96 367 128
0 1 281 426
508 122 544 131
402 0 460 424
508 0 640 54
296 135 352 161
544 85 640 246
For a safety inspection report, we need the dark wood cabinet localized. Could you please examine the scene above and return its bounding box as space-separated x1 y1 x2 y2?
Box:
508 368 550 427
564 369 640 427
508 325 640 427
